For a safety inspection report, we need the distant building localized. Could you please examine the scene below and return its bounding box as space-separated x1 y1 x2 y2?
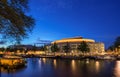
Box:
49 36 105 54
9 45 35 50
88 42 104 54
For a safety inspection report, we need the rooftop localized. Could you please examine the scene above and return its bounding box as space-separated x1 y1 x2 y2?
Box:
52 36 95 44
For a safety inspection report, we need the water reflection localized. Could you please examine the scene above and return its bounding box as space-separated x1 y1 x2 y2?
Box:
38 58 41 68
95 61 100 72
0 66 26 74
42 58 46 64
53 59 57 68
0 58 118 77
86 59 89 64
71 60 76 71
114 61 120 77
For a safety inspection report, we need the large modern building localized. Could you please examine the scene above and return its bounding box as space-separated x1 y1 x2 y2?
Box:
50 36 105 54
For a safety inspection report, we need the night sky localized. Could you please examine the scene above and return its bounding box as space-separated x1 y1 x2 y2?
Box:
22 0 120 48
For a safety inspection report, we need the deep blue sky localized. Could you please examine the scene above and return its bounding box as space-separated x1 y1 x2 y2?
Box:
22 0 120 48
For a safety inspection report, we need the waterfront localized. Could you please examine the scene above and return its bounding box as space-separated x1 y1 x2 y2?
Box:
0 58 120 77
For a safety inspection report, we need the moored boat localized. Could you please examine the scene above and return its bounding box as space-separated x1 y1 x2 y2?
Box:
0 55 26 69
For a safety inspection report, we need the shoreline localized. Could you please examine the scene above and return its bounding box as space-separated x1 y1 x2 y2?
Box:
18 54 120 60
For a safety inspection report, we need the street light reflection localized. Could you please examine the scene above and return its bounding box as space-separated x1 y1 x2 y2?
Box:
38 59 42 68
114 61 120 77
86 59 89 64
71 60 76 71
42 58 46 64
53 59 57 68
95 61 100 72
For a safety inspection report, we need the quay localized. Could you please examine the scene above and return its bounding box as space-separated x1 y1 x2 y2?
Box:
18 53 120 60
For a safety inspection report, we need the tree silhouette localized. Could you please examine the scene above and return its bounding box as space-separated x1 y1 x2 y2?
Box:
108 45 115 51
77 41 90 53
40 45 47 51
63 42 71 53
0 47 5 52
32 45 37 52
114 36 120 48
51 43 59 52
0 0 35 43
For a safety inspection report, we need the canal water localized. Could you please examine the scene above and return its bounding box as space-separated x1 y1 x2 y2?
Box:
0 58 120 77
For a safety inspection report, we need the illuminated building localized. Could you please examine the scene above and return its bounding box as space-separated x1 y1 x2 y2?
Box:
50 36 105 54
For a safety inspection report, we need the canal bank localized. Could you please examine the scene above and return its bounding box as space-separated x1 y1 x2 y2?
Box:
0 55 26 69
18 54 120 60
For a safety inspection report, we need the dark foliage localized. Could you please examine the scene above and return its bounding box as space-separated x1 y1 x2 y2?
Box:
114 36 120 48
40 45 47 51
63 42 71 53
77 41 90 53
108 45 115 51
0 0 35 44
51 43 59 52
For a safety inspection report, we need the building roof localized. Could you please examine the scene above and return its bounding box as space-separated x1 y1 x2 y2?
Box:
52 37 95 44
62 36 83 39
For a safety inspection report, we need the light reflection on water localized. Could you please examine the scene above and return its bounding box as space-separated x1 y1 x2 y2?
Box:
114 61 120 77
71 60 76 71
42 58 46 64
95 61 100 73
53 59 57 68
0 58 119 77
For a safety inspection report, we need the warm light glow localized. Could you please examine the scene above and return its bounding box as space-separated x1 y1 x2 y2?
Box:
35 51 45 54
52 38 95 44
0 58 25 66
64 53 66 55
71 60 76 71
53 59 57 68
95 61 100 72
86 59 89 64
42 58 46 64
114 61 120 77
